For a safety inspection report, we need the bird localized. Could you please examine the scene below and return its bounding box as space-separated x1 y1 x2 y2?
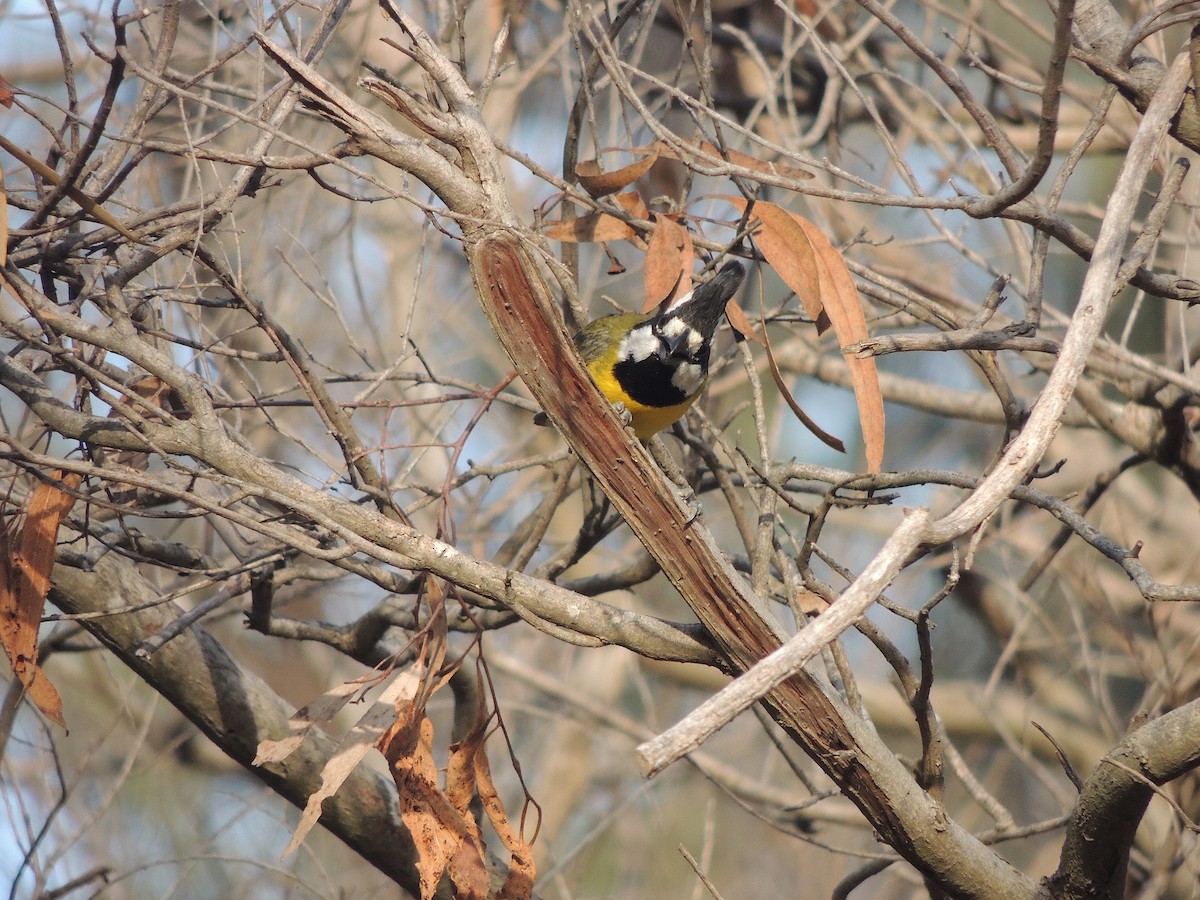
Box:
573 261 745 438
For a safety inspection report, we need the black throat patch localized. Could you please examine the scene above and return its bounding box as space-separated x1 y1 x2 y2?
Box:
612 353 706 408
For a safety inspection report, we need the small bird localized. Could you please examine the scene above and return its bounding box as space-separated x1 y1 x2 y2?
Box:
574 261 745 438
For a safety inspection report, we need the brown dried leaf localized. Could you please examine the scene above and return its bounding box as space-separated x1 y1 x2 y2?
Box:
794 589 829 615
762 325 845 453
122 375 187 417
543 211 636 243
0 134 140 242
254 674 381 765
0 76 15 108
725 197 827 331
787 214 885 473
21 669 65 727
723 298 766 346
643 139 814 181
642 214 693 312
279 666 423 857
0 472 80 728
576 148 659 198
727 199 886 471
382 709 488 900
476 735 536 899
446 719 485 821
611 190 650 220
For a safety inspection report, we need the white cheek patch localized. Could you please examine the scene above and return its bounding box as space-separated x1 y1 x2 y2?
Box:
620 326 660 363
660 317 702 354
671 361 705 395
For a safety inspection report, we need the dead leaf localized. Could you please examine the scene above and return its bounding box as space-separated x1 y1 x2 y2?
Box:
476 733 536 899
0 76 15 108
254 674 384 765
381 707 489 900
106 375 190 483
576 148 660 198
0 134 141 242
0 472 81 728
787 214 885 473
446 714 485 821
543 211 636 243
278 665 424 857
794 590 829 615
642 214 693 311
611 190 650 220
724 298 766 346
762 325 845 454
725 197 827 332
122 375 188 418
726 198 885 472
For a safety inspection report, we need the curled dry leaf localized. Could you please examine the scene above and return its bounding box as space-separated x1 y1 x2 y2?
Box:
723 297 766 346
642 213 693 311
762 324 845 454
543 211 636 243
576 147 660 198
381 707 490 900
447 678 536 899
726 198 885 472
254 673 385 765
726 198 828 332
0 472 81 728
611 190 650 219
544 191 649 244
475 735 536 899
276 665 425 857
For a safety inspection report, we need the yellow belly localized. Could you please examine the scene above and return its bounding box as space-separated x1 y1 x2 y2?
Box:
588 359 701 439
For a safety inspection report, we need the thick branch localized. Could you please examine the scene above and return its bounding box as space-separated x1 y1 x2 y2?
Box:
48 552 425 893
1046 699 1200 898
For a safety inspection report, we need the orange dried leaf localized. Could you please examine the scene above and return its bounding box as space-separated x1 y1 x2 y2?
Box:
726 199 886 471
1 472 80 728
543 212 636 243
611 190 650 220
446 681 487 819
24 669 65 727
724 299 766 346
794 589 829 615
476 738 536 899
120 374 188 418
383 711 488 900
788 215 886 473
576 148 659 198
724 197 827 331
762 323 845 453
642 214 692 312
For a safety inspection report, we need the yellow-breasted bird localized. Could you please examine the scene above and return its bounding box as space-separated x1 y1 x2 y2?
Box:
574 261 745 438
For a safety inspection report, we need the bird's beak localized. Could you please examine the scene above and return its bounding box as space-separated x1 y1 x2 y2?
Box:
656 328 690 361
